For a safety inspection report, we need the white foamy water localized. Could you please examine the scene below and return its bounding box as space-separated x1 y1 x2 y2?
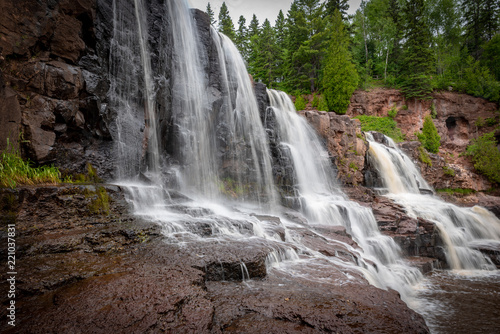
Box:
366 132 500 270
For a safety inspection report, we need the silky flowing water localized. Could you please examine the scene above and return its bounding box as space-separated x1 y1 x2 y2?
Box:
107 0 500 331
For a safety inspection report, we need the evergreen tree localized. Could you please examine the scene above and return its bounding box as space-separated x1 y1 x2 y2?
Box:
218 2 236 42
206 2 215 26
274 10 287 85
418 115 441 153
247 14 260 76
462 0 499 59
251 19 280 86
283 1 309 91
236 15 248 60
400 0 434 99
248 14 260 38
322 9 359 114
325 0 349 20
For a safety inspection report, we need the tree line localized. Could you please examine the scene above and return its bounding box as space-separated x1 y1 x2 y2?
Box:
207 0 500 114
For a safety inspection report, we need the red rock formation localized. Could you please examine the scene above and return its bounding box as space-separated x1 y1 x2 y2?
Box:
299 110 368 186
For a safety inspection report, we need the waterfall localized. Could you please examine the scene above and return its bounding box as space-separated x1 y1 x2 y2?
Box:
109 0 160 181
164 0 219 199
211 29 277 206
266 89 423 300
366 132 500 270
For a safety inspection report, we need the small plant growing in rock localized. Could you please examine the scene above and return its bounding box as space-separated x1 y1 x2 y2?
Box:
401 105 408 110
418 146 432 167
475 117 486 127
430 102 437 119
443 165 456 177
0 138 61 188
349 162 359 171
85 186 111 215
387 106 398 119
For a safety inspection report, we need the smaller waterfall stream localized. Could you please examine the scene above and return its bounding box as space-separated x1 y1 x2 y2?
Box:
266 90 423 301
366 133 500 270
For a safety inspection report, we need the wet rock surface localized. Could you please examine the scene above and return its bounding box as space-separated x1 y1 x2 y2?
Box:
0 186 429 333
0 0 113 179
344 187 447 267
299 110 367 187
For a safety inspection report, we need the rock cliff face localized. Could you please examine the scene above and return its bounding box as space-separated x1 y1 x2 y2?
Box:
299 110 367 187
0 0 114 179
347 88 498 191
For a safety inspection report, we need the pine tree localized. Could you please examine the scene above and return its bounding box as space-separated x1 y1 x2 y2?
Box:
206 2 215 26
248 14 260 38
236 15 248 60
325 0 349 21
274 10 287 85
462 0 500 58
400 0 434 99
247 14 260 76
322 9 359 114
218 2 236 42
252 19 280 86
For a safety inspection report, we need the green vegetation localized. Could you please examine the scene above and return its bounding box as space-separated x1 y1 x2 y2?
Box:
418 146 432 167
436 188 476 196
294 95 307 110
430 103 437 119
465 132 500 184
322 9 359 114
355 115 404 142
349 162 359 171
208 0 500 105
443 165 456 177
417 115 441 153
85 186 110 215
387 106 398 119
218 178 249 199
0 140 60 188
72 162 102 184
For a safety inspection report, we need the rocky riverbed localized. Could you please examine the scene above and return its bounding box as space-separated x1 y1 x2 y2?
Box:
0 185 430 333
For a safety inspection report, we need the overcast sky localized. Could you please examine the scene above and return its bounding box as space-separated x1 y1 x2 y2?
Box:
187 0 362 25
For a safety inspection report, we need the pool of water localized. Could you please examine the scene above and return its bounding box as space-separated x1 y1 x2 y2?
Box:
413 270 500 334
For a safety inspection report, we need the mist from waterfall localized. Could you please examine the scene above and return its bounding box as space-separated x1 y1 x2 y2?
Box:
366 132 500 270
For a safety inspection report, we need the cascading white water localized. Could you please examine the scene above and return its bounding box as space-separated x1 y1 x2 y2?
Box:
366 132 500 270
267 89 423 300
211 29 277 206
109 0 160 181
164 0 219 199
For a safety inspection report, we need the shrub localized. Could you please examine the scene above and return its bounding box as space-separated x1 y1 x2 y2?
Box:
430 103 437 119
418 146 432 167
443 165 455 177
0 139 60 188
294 95 307 111
465 132 500 184
318 95 329 111
418 115 441 153
312 94 320 108
387 106 398 119
355 115 404 142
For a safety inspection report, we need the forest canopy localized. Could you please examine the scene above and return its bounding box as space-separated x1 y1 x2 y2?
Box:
208 0 500 113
